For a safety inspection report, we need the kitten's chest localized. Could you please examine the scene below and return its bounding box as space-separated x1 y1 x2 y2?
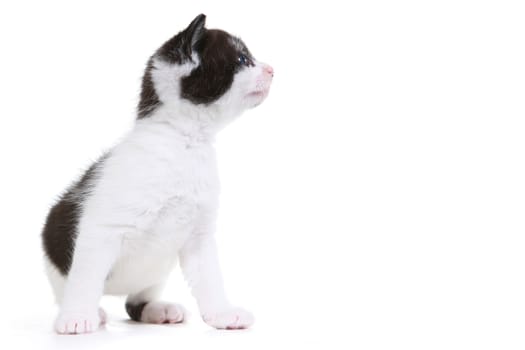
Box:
164 143 220 203
140 143 220 232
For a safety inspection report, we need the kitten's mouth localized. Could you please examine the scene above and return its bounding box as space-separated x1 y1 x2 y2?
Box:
247 89 269 98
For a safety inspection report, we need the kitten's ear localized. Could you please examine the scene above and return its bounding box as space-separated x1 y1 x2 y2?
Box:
156 14 206 62
183 14 206 48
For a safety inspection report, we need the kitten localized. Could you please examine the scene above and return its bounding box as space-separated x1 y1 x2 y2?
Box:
41 14 273 334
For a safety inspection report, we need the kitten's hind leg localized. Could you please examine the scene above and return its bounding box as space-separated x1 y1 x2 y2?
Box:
125 283 185 324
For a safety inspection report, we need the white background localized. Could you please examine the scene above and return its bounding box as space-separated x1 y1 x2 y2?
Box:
0 0 524 349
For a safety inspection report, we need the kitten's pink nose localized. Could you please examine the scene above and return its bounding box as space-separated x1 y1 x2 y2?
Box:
263 65 274 77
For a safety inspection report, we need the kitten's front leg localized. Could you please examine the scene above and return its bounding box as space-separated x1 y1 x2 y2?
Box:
54 226 120 334
180 235 254 330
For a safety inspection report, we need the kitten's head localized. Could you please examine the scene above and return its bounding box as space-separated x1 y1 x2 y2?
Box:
138 14 273 123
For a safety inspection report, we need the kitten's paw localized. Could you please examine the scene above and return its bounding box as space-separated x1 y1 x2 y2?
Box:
54 310 101 334
202 307 254 330
141 302 185 324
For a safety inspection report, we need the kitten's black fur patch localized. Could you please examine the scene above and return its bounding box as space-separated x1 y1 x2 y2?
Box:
42 155 107 275
137 58 161 119
180 30 253 105
137 14 255 118
125 302 148 322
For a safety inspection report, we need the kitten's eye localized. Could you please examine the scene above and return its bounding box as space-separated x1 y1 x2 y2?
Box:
238 54 250 66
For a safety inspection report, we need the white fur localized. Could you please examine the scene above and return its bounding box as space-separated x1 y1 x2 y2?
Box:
44 256 65 303
49 53 272 334
141 302 185 324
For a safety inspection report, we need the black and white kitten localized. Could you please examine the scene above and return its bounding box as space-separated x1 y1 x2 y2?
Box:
42 14 273 334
